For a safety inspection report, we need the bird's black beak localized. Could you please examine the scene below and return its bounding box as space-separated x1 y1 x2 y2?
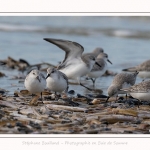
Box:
36 76 41 82
95 62 101 67
106 96 110 103
46 74 50 79
135 71 139 75
107 59 112 64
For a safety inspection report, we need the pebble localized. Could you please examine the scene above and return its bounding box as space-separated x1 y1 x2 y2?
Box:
77 94 86 98
141 101 150 105
1 83 150 134
68 90 75 95
95 94 108 98
0 90 5 95
29 121 41 130
18 127 33 134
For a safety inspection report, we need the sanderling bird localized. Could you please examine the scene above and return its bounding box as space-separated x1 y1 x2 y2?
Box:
57 47 103 67
92 47 104 56
46 67 68 96
56 47 103 68
121 80 150 102
87 52 112 86
24 69 46 101
107 71 139 102
44 38 101 91
83 47 104 58
122 59 150 79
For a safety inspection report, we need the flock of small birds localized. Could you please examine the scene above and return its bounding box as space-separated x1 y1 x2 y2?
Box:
24 38 150 106
1 37 150 134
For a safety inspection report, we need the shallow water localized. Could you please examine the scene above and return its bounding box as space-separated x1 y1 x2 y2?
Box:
0 16 150 96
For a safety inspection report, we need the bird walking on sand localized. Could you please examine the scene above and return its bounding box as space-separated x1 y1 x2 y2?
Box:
44 38 101 91
24 69 46 102
107 71 139 102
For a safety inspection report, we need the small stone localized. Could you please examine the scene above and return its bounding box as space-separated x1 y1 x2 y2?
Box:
118 96 124 100
134 120 141 124
29 121 41 130
16 122 25 127
117 99 126 103
6 123 14 128
77 94 86 98
103 103 109 107
88 102 94 105
18 127 33 134
125 99 134 105
141 101 150 105
0 91 5 95
95 94 108 98
86 94 94 98
0 72 5 77
50 94 56 100
105 127 111 131
68 90 75 95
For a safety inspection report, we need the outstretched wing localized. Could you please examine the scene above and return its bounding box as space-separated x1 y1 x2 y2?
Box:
44 38 84 69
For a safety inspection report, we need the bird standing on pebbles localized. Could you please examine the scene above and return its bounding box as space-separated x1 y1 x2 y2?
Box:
121 80 150 102
46 67 69 99
87 52 112 86
24 69 46 101
107 71 139 102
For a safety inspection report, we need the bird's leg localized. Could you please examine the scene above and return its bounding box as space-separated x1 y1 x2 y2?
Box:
137 99 140 108
115 95 118 103
78 77 93 91
66 86 69 94
80 82 93 91
64 87 69 98
106 96 111 106
106 96 109 103
54 92 59 101
31 94 34 98
90 78 96 88
40 92 44 104
86 78 89 80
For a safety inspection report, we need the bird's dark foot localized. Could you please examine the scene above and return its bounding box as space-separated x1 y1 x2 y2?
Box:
85 77 89 80
38 98 44 104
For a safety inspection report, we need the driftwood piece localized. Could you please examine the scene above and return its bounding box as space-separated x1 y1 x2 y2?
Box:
29 96 39 106
138 112 150 119
112 108 138 117
0 100 18 109
99 115 137 124
14 116 44 124
111 126 137 133
32 107 49 119
80 128 106 134
46 104 87 112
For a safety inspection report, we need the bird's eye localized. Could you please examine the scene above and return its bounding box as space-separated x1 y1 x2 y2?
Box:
33 73 35 75
51 70 54 73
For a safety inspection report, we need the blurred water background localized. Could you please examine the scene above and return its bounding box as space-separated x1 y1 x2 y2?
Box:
0 16 150 96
